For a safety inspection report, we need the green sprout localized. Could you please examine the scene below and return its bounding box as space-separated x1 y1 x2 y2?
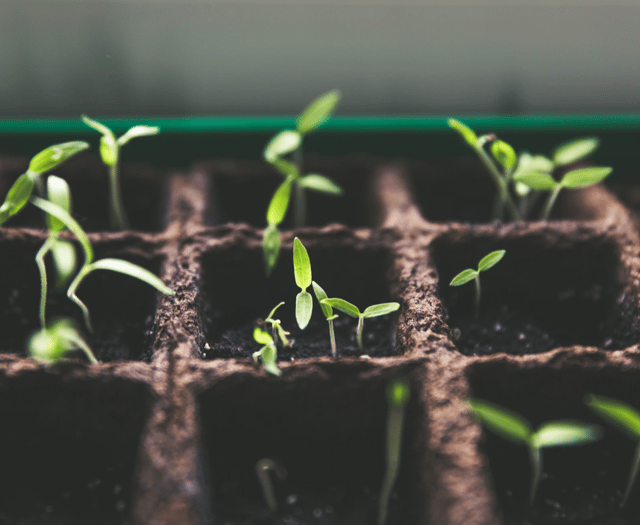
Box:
469 398 603 505
29 196 174 333
35 176 78 328
28 317 97 364
321 298 400 351
0 141 89 226
264 302 291 348
82 115 160 230
252 326 282 377
255 458 287 513
586 394 640 506
449 250 505 319
312 281 339 356
293 237 313 330
378 378 410 525
262 91 343 276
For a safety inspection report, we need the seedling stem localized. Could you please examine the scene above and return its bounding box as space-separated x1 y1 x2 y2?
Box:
255 458 287 512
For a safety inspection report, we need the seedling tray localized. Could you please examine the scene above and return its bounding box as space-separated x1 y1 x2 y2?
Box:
1 115 640 525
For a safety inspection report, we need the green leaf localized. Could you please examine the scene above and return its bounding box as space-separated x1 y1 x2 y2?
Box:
296 290 313 330
491 140 517 171
117 125 160 146
256 343 282 377
448 119 478 148
560 167 612 189
267 178 292 226
28 141 89 175
28 318 96 364
51 239 77 286
254 326 273 346
514 182 531 197
298 174 343 195
293 237 312 290
468 399 532 445
532 421 602 448
553 137 599 166
312 281 332 318
263 224 281 277
513 171 558 191
0 173 35 225
297 90 341 135
264 130 302 162
363 302 400 318
387 378 410 406
99 136 117 166
450 268 477 287
270 158 299 178
84 258 175 296
478 250 506 272
322 298 361 318
586 395 640 439
46 175 72 232
81 115 114 137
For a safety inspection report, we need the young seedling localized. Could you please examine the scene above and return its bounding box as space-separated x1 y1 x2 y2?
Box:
293 237 313 330
28 317 97 364
82 115 160 230
468 398 603 505
378 378 410 525
255 458 287 513
449 250 505 319
312 281 339 356
252 327 282 377
586 394 640 506
0 141 89 225
29 196 174 333
321 298 400 351
262 91 343 275
264 302 291 348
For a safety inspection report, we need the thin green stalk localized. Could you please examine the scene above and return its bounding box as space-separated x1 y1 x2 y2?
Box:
475 144 520 222
63 330 98 364
109 159 129 230
378 403 403 525
529 446 542 505
357 315 364 350
623 441 640 506
474 274 481 320
328 319 336 357
541 185 563 221
67 265 94 332
35 235 58 328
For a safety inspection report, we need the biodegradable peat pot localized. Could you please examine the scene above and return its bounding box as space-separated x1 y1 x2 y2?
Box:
1 147 640 525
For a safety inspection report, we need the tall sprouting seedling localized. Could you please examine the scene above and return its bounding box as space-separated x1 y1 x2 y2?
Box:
264 302 291 348
263 91 343 276
293 237 314 330
312 281 339 356
82 115 160 230
252 326 282 377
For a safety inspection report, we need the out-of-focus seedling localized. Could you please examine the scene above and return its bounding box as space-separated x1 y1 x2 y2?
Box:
293 237 313 330
82 115 160 230
312 281 339 356
449 250 505 319
265 302 291 348
252 327 282 377
321 298 400 351
586 394 640 506
29 317 97 364
255 458 287 513
468 398 603 505
378 378 410 525
0 141 89 225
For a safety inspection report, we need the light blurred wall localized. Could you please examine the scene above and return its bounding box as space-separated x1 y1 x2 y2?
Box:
0 0 639 117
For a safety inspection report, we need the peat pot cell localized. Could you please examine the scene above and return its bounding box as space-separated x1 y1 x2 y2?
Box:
199 366 426 524
207 158 375 228
200 242 400 360
468 361 640 524
1 156 167 232
411 158 600 224
0 371 151 524
434 235 626 356
0 237 163 362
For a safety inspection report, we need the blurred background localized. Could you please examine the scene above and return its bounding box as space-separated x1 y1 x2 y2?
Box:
1 0 639 118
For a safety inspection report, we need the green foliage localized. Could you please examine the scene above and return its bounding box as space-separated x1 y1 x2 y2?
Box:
265 302 291 348
450 250 505 318
293 238 313 329
252 327 282 377
469 398 602 504
312 280 339 356
553 138 599 166
297 90 341 135
28 317 97 364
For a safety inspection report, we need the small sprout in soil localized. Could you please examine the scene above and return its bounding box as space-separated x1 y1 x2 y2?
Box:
312 281 339 356
468 398 603 505
321 298 400 351
265 302 291 348
449 250 505 319
29 317 97 364
262 91 343 275
82 115 160 230
252 327 282 377
255 458 287 513
378 378 410 525
30 196 175 333
586 394 640 506
293 237 313 330
0 141 89 225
